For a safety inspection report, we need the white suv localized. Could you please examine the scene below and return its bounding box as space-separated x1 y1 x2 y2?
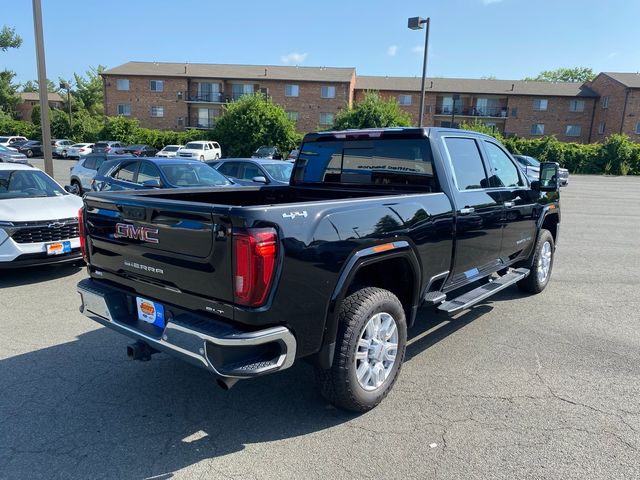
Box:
177 141 221 161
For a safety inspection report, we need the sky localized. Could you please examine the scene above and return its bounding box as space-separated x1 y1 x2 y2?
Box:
2 0 639 85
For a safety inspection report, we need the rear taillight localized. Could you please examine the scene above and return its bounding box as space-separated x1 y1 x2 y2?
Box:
233 228 277 307
78 207 88 261
105 147 112 153
79 148 85 152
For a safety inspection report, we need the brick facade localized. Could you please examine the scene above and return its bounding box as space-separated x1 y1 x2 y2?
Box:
101 63 640 144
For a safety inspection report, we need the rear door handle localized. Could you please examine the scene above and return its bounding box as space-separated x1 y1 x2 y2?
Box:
504 201 515 208
459 207 475 215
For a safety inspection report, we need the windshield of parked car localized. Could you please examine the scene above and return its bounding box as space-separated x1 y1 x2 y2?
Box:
526 157 540 167
71 143 85 148
0 145 14 153
94 142 108 148
127 144 145 150
184 142 204 150
262 162 293 182
0 169 67 199
254 146 276 157
162 146 181 152
160 163 231 187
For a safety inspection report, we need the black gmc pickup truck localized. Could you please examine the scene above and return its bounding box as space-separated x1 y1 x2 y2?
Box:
77 127 561 412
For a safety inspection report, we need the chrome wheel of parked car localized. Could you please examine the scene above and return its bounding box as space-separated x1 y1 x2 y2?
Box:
355 312 398 391
26 149 33 158
537 241 552 283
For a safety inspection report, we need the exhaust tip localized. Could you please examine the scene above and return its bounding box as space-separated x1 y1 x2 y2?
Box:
216 378 239 390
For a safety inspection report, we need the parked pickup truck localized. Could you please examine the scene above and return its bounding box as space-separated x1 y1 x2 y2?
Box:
76 128 561 412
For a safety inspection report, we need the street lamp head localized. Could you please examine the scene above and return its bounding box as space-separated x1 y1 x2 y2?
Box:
408 17 426 30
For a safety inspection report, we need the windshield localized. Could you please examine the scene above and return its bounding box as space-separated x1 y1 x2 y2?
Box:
0 137 9 143
255 146 275 156
0 145 15 153
127 144 145 149
160 163 231 187
184 142 204 150
262 163 293 182
94 142 108 148
0 169 67 199
526 157 540 167
163 146 180 152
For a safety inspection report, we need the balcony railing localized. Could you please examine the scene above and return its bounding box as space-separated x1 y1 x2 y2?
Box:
188 118 216 129
435 105 508 117
187 92 224 103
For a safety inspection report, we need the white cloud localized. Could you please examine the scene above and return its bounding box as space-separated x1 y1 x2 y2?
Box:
387 45 398 56
482 0 503 4
281 52 308 64
608 51 619 58
412 45 424 54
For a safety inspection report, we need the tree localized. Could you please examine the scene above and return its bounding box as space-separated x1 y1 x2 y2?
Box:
72 65 105 116
0 70 20 117
0 25 22 52
525 67 595 83
22 79 59 93
213 93 300 157
332 91 412 130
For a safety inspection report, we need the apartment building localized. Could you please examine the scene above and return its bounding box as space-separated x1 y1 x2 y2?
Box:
15 92 64 122
102 62 640 144
587 72 640 141
355 76 597 143
102 62 356 133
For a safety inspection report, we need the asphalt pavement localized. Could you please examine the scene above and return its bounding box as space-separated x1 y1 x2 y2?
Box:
1 175 639 479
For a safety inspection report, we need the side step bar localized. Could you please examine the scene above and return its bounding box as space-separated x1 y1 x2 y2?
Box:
438 268 530 315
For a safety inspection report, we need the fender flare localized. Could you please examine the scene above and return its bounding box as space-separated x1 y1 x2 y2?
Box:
314 240 421 369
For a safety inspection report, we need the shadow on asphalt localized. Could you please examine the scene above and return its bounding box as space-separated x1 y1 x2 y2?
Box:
0 285 527 478
0 262 83 288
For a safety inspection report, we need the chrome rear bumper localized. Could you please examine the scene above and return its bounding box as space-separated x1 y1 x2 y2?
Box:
77 278 296 379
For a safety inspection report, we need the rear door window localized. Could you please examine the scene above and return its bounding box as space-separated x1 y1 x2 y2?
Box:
294 138 438 190
83 157 97 169
241 164 262 180
444 137 488 190
217 162 242 178
136 162 162 185
114 161 138 182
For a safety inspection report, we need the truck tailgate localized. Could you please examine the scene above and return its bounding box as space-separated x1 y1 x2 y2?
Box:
84 194 234 304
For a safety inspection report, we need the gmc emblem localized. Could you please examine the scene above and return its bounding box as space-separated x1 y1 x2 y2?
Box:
114 223 159 244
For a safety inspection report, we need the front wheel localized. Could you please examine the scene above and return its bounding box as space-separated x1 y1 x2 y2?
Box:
199 155 205 161
316 287 407 412
214 153 220 160
26 149 33 158
517 229 554 293
62 150 68 158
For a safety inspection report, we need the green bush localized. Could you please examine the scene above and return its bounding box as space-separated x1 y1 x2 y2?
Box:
333 91 412 130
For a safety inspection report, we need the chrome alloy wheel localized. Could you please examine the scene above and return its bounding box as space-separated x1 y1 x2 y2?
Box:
537 241 552 283
355 312 399 391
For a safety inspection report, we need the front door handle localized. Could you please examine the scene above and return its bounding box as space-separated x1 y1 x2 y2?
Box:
459 207 475 215
504 201 515 208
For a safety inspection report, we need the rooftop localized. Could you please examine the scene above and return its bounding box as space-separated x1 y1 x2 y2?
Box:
102 61 356 83
19 92 64 102
602 72 640 88
355 76 598 97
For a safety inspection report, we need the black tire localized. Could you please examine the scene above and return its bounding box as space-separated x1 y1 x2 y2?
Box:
71 179 82 195
62 150 68 158
517 229 554 294
26 149 33 158
316 287 407 412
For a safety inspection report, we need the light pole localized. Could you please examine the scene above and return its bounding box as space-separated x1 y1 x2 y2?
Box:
408 16 430 127
59 81 72 132
32 0 53 175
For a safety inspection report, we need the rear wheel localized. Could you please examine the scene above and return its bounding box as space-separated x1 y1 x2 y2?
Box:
316 287 407 412
199 155 205 161
62 150 68 158
71 179 82 195
517 229 554 293
26 149 33 158
214 154 220 160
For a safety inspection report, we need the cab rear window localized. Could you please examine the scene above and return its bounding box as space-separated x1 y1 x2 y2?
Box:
293 138 438 191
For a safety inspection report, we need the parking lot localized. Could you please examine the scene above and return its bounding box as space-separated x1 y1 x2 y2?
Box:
1 173 639 479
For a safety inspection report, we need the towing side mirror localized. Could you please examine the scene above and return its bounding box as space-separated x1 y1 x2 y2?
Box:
539 162 559 191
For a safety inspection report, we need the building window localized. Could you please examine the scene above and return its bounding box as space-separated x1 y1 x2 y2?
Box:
177 91 183 100
398 94 412 106
231 84 254 100
151 106 164 117
285 84 299 97
569 100 585 112
598 121 606 135
321 86 336 99
635 122 640 134
530 123 544 135
319 112 334 125
177 117 185 127
116 79 129 91
511 107 518 117
565 125 582 137
601 96 609 109
150 80 164 92
425 105 432 114
532 99 548 111
117 103 131 116
286 111 299 122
